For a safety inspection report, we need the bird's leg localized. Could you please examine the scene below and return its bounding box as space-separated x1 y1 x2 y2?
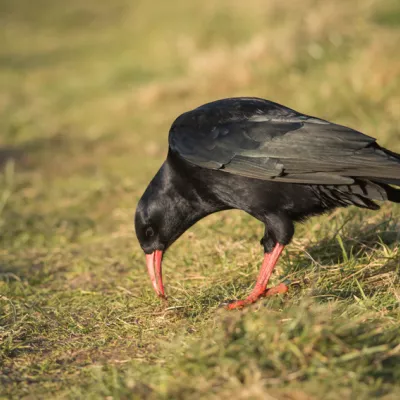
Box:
226 243 286 310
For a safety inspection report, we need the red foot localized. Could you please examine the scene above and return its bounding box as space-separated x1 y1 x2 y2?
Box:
226 283 288 310
226 297 257 310
262 282 288 297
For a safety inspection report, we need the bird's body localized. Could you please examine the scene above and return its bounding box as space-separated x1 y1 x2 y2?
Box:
135 97 400 308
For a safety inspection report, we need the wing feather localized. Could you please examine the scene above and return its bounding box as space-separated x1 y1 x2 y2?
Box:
169 98 400 185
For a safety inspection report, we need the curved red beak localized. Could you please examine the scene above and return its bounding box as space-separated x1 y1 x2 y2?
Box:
145 250 165 298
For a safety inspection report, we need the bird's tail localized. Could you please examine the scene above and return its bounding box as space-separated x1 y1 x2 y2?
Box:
317 145 400 209
367 146 400 199
372 148 400 203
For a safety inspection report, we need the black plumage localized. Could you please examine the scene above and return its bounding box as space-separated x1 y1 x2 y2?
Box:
135 97 400 308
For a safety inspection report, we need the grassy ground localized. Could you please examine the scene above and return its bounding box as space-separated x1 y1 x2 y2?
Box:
1 0 400 398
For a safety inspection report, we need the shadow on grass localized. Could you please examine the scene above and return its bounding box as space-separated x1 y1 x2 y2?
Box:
305 217 400 266
278 216 400 302
0 146 24 169
0 132 114 171
0 255 70 287
0 135 68 170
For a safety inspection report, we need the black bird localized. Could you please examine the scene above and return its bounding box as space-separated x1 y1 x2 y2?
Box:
135 97 400 309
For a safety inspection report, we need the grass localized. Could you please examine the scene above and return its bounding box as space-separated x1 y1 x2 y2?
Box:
0 0 400 398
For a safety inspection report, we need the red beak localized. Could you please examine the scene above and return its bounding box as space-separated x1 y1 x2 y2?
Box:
145 250 165 298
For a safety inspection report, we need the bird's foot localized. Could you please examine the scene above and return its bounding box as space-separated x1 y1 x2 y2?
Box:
262 282 289 297
225 283 288 310
225 298 256 310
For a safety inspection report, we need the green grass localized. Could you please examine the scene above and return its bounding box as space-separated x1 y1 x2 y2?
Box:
1 0 400 398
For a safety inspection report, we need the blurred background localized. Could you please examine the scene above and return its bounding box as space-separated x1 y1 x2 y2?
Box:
1 0 400 397
1 0 399 221
1 0 399 241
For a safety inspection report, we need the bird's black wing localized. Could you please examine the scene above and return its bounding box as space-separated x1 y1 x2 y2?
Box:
169 98 400 185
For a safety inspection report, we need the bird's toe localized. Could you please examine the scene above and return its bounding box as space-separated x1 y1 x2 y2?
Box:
225 299 248 310
262 282 289 297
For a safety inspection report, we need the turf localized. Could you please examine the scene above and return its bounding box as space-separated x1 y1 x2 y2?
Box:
1 0 399 398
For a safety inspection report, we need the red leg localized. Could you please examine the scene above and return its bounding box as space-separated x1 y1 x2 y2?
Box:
226 243 287 310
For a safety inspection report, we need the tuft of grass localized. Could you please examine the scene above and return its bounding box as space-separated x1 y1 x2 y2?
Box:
1 0 399 398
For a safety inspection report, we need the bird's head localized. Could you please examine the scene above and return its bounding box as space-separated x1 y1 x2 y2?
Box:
134 190 168 298
135 159 209 298
135 189 169 255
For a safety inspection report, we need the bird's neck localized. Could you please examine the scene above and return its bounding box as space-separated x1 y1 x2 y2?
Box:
165 150 230 214
143 154 226 248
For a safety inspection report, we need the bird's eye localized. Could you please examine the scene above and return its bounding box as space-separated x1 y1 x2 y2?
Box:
145 227 154 238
